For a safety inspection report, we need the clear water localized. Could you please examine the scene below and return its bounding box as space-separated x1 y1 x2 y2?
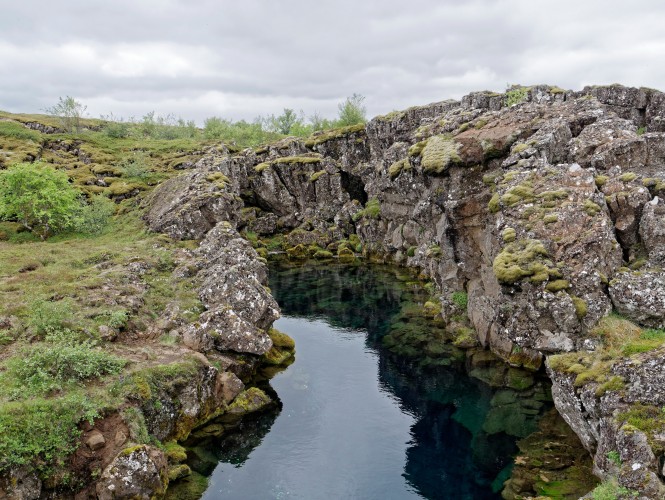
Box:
194 263 551 500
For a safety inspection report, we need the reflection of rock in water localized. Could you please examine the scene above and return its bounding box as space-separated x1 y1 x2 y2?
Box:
186 408 280 477
379 354 522 498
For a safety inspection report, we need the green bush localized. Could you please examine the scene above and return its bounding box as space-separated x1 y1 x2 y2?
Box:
75 195 115 234
107 309 129 330
505 87 529 106
119 152 150 180
451 291 468 309
0 162 82 239
28 299 74 337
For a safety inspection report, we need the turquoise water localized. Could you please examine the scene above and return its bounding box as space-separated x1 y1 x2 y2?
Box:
195 262 552 499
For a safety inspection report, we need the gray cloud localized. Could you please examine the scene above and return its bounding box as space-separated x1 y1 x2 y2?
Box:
2 0 665 123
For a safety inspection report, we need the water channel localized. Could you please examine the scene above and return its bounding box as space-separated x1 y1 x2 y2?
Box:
190 262 554 499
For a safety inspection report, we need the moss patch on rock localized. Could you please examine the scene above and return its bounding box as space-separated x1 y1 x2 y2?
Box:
493 239 560 285
421 135 462 174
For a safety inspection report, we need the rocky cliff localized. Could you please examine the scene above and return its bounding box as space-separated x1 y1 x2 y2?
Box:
145 84 665 497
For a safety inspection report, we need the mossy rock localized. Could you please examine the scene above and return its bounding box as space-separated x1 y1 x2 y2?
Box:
502 227 516 243
313 249 333 260
571 296 587 319
545 279 569 292
268 328 295 349
388 158 411 179
421 135 462 174
493 239 559 285
488 192 500 213
226 387 272 416
286 244 309 260
262 346 295 366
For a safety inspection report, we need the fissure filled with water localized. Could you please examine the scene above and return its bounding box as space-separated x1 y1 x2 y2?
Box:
178 262 560 499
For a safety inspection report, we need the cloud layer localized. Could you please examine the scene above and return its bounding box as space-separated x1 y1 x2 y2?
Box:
3 0 665 123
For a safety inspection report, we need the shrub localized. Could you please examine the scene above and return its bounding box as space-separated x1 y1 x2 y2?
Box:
451 291 468 309
337 93 367 126
119 152 150 180
44 96 87 134
4 339 126 395
0 162 82 239
505 86 529 106
27 299 74 337
75 195 115 234
606 450 621 466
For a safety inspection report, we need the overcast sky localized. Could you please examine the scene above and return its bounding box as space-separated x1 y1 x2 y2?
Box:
2 0 664 124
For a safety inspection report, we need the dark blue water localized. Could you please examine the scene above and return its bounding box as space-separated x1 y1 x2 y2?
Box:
194 263 551 499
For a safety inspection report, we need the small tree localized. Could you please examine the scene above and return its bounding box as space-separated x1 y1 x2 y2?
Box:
266 108 303 135
44 96 87 134
337 93 367 127
0 162 82 239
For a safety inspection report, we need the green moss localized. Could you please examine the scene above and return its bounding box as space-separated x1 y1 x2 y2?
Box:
421 135 462 174
268 328 295 349
545 279 569 292
589 477 636 500
309 169 327 182
164 441 188 463
615 404 665 456
304 124 365 147
453 326 477 347
570 295 587 320
254 162 270 172
502 227 516 243
474 119 488 129
505 87 529 106
426 244 442 258
313 249 333 259
493 239 558 285
537 189 568 202
584 199 602 216
205 171 230 188
543 214 559 224
406 246 417 257
353 197 380 221
488 192 501 213
388 158 410 179
286 244 309 260
619 172 637 182
408 140 427 157
511 142 529 154
227 387 271 413
168 464 191 481
595 376 625 397
594 175 609 187
501 182 535 206
273 156 322 165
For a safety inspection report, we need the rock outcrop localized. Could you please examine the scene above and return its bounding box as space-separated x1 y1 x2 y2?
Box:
142 83 665 496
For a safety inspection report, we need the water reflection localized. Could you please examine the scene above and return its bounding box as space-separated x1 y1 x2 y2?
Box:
193 262 552 499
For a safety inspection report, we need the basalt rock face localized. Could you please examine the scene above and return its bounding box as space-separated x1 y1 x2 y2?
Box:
145 84 665 496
